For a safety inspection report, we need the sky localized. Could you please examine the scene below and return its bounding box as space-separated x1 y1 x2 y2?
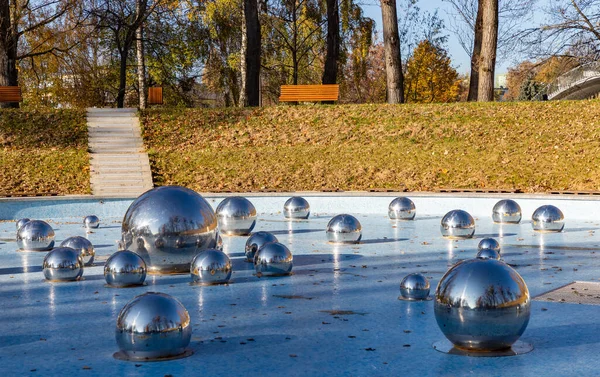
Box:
360 0 549 75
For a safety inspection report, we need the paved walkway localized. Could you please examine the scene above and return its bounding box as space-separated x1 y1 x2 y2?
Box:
86 108 153 197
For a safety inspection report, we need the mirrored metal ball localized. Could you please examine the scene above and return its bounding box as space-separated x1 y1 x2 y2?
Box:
492 199 522 224
16 220 55 251
84 215 100 229
60 236 95 266
104 250 147 287
434 258 530 351
478 238 500 252
245 231 278 262
532 205 564 232
283 196 310 219
216 196 257 236
254 242 293 276
399 273 430 300
388 197 416 220
16 218 30 230
440 210 475 239
326 214 362 244
190 249 232 285
42 247 83 282
115 292 192 361
476 248 501 260
121 186 218 274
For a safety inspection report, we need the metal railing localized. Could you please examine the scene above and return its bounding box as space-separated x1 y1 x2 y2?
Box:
546 61 600 99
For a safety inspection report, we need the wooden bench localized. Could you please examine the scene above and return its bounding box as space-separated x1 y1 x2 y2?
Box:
279 84 339 103
0 86 22 102
148 87 163 105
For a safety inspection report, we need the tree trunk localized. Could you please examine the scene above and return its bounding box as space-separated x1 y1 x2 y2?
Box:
322 0 339 85
0 1 18 108
477 0 498 102
239 0 247 107
117 50 129 108
244 0 261 107
136 0 147 110
380 0 404 104
467 0 483 101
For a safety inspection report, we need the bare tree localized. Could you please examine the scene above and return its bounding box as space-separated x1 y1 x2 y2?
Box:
322 0 339 85
245 0 260 106
468 1 483 100
381 0 404 103
477 0 498 101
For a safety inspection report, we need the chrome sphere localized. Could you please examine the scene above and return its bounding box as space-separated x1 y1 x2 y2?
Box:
60 236 95 266
476 248 501 260
16 218 30 230
216 196 257 236
326 214 362 244
254 242 293 276
283 196 310 219
388 197 416 220
478 238 500 252
16 220 55 251
245 231 278 262
492 199 522 224
399 273 430 300
42 247 83 282
84 215 100 229
115 292 192 360
434 258 530 351
532 205 564 232
440 210 475 239
121 186 218 274
104 250 147 287
190 249 232 285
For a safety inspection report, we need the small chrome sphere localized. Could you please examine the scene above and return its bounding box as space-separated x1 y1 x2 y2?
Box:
84 215 100 229
388 197 416 220
104 250 147 287
440 210 475 239
216 196 257 236
492 199 522 224
245 231 278 262
326 214 362 244
60 236 95 266
16 220 55 251
434 258 530 351
283 196 310 219
478 238 500 252
42 247 83 282
190 249 232 285
399 273 430 300
121 186 218 274
254 242 293 276
115 292 192 361
532 205 564 232
16 218 30 230
476 248 501 260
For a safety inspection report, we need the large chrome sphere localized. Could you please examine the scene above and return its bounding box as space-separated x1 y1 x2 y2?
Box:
283 196 310 219
60 236 95 266
190 249 232 285
16 220 55 251
434 258 530 351
399 273 430 300
388 197 416 220
216 196 257 236
440 210 475 239
326 214 362 244
121 186 218 275
254 242 293 277
115 292 192 361
531 205 564 232
478 238 500 252
104 250 147 287
42 247 83 282
245 231 278 262
84 215 100 229
492 200 522 224
16 218 30 230
476 248 501 260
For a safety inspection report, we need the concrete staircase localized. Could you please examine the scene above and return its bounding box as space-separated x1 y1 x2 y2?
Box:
87 108 153 197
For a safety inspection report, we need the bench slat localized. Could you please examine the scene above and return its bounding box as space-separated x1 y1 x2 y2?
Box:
0 86 22 102
148 87 163 105
279 84 339 102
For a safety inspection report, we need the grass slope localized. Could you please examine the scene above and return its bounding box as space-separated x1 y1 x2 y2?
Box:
141 100 600 193
0 109 89 195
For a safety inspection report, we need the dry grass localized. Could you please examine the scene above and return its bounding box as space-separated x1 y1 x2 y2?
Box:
139 100 600 193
